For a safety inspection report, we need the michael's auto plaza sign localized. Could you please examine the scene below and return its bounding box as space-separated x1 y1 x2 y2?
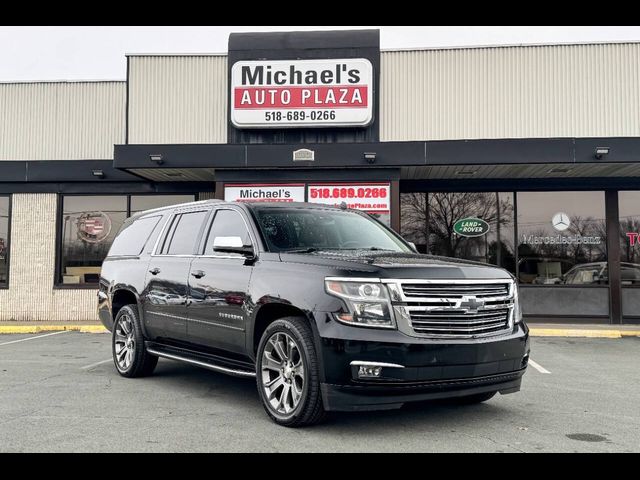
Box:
230 58 373 128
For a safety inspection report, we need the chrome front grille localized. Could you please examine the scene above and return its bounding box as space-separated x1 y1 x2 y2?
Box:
390 280 514 338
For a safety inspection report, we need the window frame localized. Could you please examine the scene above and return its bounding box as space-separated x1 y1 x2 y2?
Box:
55 193 197 288
0 195 12 290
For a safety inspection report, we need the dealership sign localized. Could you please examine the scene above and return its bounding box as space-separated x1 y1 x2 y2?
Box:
454 218 490 237
224 184 305 203
230 58 373 128
308 183 390 213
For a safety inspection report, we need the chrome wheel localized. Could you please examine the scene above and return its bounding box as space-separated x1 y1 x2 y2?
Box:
261 332 305 415
114 314 135 371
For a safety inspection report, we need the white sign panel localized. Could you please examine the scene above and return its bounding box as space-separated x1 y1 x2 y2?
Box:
230 58 373 129
307 183 390 213
224 184 305 203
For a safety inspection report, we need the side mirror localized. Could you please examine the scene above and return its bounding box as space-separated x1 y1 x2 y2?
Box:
213 236 254 256
407 241 418 253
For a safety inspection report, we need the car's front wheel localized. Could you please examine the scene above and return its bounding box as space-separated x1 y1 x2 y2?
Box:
256 317 326 427
112 304 158 378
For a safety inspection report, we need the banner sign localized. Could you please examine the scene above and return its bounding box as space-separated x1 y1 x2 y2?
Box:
231 58 373 128
224 184 305 203
307 183 390 213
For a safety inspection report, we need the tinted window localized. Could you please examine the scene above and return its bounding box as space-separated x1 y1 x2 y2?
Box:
401 192 515 272
204 210 252 253
109 216 161 257
60 195 127 285
255 208 410 253
516 191 606 285
164 211 208 255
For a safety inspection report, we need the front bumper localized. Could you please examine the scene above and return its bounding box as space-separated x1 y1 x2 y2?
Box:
322 369 525 411
315 315 529 411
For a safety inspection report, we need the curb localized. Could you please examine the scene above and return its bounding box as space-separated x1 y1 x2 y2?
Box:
1 325 638 338
0 325 107 334
529 328 640 339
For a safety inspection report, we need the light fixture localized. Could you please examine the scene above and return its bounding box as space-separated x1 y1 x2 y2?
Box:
150 154 164 165
456 169 477 176
595 147 610 160
363 152 377 164
91 169 105 179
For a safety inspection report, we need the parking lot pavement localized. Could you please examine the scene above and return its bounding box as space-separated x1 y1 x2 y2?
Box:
0 331 639 452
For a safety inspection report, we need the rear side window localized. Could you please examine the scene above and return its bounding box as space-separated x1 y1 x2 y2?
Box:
108 216 162 257
161 211 209 255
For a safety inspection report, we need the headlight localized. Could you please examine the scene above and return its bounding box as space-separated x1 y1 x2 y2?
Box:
325 278 395 329
512 281 523 324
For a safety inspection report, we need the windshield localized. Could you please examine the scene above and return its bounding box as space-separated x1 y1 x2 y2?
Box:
253 208 412 253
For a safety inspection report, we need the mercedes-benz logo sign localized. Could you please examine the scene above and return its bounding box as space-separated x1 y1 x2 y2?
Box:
551 212 571 232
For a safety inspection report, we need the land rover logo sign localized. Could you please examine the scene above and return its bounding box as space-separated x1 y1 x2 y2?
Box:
77 212 111 244
454 218 490 237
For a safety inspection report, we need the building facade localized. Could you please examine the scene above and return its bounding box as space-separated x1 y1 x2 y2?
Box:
1 29 639 323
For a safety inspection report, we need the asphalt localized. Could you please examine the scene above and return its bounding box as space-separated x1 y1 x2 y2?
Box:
0 332 638 452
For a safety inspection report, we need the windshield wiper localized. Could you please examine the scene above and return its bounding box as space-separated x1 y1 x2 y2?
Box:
283 247 319 254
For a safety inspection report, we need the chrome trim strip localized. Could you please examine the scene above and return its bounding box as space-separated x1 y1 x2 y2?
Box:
325 277 382 283
350 361 405 369
381 278 511 284
405 303 512 312
146 310 244 331
146 348 256 378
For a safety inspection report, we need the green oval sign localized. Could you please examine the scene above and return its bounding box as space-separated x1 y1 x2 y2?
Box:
454 218 490 237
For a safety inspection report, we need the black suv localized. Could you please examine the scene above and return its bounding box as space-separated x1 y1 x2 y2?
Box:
98 200 529 427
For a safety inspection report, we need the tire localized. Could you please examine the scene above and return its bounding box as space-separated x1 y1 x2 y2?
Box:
256 316 326 427
446 391 497 405
112 304 158 378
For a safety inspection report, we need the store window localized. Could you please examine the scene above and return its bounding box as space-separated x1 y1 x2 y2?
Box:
618 191 640 286
60 196 127 285
0 196 10 288
400 192 515 272
516 192 607 285
130 195 195 216
59 194 196 285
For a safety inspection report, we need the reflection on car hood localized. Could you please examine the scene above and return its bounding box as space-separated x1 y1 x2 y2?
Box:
278 249 512 279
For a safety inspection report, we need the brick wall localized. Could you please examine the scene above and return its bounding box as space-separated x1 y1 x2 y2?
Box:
0 194 97 322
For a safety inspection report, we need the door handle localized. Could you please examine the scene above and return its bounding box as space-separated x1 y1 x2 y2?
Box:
191 270 206 279
149 268 161 275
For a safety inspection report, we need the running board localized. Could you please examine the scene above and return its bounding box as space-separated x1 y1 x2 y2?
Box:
146 347 256 378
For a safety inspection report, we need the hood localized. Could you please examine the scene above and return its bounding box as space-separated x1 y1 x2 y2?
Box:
278 250 512 280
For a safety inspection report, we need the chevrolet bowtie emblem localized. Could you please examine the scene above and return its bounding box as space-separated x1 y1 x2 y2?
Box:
457 296 484 313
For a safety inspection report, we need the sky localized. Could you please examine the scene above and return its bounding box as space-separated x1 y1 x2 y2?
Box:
1 26 640 82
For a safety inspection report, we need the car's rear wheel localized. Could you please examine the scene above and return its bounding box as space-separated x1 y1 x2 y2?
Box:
256 317 326 427
112 304 158 378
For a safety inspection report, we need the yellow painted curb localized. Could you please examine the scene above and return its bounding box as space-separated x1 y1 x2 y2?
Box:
530 328 640 338
0 325 107 334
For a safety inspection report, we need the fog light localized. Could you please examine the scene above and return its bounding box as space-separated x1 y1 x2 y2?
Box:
358 366 382 378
